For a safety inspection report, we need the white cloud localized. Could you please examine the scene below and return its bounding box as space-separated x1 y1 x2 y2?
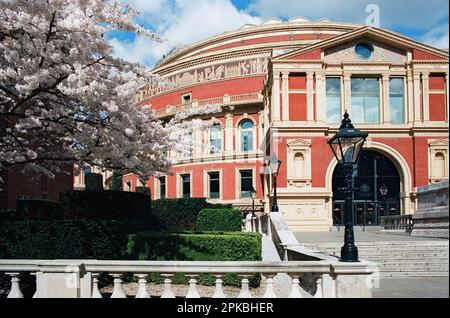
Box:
110 0 262 67
420 23 449 49
247 0 449 30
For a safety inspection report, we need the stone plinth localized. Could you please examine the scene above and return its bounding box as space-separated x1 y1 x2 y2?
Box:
411 180 449 239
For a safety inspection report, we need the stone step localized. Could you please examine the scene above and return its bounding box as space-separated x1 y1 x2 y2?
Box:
379 272 449 278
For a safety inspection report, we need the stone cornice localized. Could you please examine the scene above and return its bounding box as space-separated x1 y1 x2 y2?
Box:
157 22 361 68
273 26 448 62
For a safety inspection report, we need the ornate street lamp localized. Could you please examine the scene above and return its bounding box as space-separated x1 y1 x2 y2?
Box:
379 184 389 217
328 112 368 262
268 153 282 212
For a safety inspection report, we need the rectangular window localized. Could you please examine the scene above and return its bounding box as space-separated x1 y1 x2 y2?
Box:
326 77 342 123
181 174 190 199
389 78 405 124
159 177 166 200
351 77 380 124
182 93 192 104
208 172 220 199
240 170 253 198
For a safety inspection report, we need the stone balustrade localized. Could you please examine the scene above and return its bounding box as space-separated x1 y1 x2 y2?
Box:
154 93 263 118
0 258 377 298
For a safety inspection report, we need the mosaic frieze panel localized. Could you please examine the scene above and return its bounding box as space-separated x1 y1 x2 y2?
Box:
138 57 269 101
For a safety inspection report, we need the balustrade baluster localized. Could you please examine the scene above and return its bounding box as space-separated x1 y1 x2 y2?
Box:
111 274 126 298
6 273 23 298
258 217 263 235
161 274 175 298
91 273 102 298
212 275 226 298
238 276 252 298
314 277 323 298
135 274 150 298
288 275 303 298
186 276 201 298
263 275 277 298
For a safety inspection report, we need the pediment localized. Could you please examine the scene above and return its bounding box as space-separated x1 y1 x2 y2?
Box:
429 139 449 147
273 26 448 62
287 139 311 148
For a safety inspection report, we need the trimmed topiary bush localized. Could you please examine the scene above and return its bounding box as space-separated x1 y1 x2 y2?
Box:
16 200 64 220
110 171 123 191
152 198 232 231
125 231 262 287
136 186 151 196
197 208 242 232
59 190 156 227
85 173 103 191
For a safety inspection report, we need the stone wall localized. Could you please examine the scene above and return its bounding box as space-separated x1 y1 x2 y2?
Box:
411 180 449 238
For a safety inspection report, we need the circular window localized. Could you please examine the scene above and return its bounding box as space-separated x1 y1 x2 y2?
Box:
355 42 374 59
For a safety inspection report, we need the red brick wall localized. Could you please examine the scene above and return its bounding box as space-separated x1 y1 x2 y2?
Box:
412 49 445 60
429 74 447 122
139 76 266 110
288 49 321 60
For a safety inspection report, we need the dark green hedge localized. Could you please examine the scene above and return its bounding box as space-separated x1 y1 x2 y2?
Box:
125 231 262 287
152 198 232 231
0 220 134 260
136 186 151 196
16 200 64 220
85 173 103 191
197 209 242 232
110 171 123 191
0 209 16 221
59 190 156 226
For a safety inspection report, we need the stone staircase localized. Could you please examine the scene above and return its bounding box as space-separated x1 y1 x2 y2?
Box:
302 240 449 277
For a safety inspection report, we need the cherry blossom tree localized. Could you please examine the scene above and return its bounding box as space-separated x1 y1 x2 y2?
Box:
0 0 220 180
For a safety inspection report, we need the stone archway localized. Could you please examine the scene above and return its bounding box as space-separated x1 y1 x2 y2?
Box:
325 142 413 219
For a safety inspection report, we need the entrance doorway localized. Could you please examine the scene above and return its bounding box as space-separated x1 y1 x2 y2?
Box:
332 150 401 226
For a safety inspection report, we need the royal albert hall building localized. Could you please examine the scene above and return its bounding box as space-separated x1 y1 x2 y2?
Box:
77 18 449 232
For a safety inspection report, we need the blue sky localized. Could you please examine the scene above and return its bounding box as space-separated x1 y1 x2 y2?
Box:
110 0 449 67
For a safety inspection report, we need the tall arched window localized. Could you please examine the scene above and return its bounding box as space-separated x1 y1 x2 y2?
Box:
240 120 254 152
210 124 222 154
294 153 305 178
434 152 445 178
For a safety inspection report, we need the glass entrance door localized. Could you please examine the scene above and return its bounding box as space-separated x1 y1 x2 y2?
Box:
332 150 401 227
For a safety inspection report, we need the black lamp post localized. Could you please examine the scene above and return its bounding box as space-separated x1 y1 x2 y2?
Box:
250 187 257 216
328 112 368 262
379 184 389 217
268 153 282 212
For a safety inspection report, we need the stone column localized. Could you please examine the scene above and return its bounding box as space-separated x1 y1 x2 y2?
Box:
258 111 264 150
413 72 422 123
281 72 290 121
446 73 449 122
316 72 325 122
306 72 314 122
343 73 352 114
271 72 281 122
422 72 430 122
407 70 414 124
225 113 234 155
382 74 390 124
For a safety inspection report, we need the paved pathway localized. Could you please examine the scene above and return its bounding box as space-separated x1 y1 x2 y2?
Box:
373 277 449 298
294 230 446 243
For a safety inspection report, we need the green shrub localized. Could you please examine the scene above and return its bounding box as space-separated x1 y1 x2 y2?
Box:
152 198 232 231
125 231 262 287
110 171 123 191
59 190 156 227
197 209 242 232
16 200 63 220
85 173 103 191
0 209 16 221
136 186 151 196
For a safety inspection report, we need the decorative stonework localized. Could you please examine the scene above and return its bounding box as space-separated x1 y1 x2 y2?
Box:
137 57 269 102
286 139 312 188
324 38 406 63
428 139 449 183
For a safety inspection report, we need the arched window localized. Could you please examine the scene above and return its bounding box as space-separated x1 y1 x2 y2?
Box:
240 120 254 152
294 153 304 178
434 152 445 178
210 124 222 154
